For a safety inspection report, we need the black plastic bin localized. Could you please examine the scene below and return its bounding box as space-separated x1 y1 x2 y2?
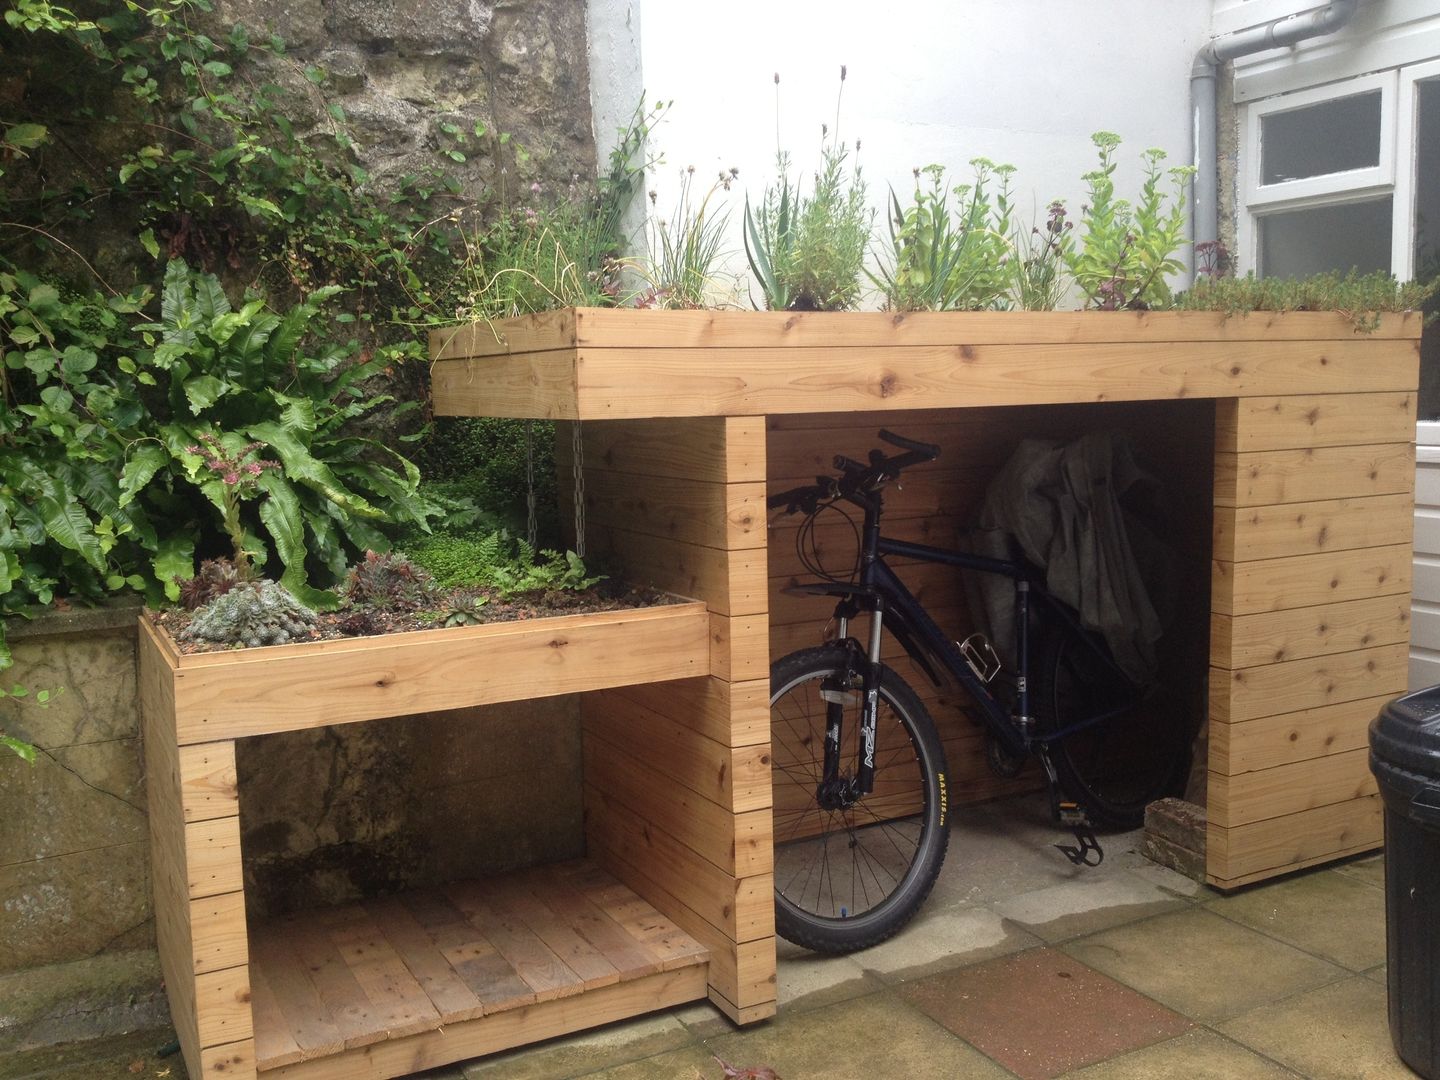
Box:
1370 687 1440 1079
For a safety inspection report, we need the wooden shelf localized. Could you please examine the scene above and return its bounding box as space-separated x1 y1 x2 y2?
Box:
246 860 706 1078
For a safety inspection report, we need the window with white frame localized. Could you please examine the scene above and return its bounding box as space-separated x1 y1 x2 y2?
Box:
1238 60 1440 282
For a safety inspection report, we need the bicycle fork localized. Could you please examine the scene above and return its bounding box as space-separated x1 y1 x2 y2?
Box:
819 608 884 804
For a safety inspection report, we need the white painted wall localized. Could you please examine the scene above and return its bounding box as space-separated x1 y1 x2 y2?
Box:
587 0 1214 306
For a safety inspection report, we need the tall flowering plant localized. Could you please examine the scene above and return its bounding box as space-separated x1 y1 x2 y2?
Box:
183 432 280 579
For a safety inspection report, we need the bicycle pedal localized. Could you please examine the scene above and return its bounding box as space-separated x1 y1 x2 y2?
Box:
1053 804 1104 867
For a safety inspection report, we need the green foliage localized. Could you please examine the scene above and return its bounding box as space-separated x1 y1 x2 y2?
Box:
636 167 736 309
1065 133 1194 310
873 160 1015 312
744 71 872 312
181 577 317 647
402 531 601 597
1175 269 1440 330
1010 201 1073 311
344 549 436 611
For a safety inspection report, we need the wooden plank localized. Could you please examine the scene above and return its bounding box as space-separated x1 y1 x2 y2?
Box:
585 783 775 944
583 692 772 814
1209 837 1385 891
1214 442 1414 506
361 896 484 1024
260 966 708 1080
556 862 710 971
587 837 775 1017
429 309 577 359
610 677 770 748
178 741 239 823
166 603 708 743
326 910 442 1038
194 965 253 1049
528 864 666 980
579 471 766 551
399 890 535 1010
483 874 621 990
584 524 768 616
198 1039 257 1080
275 910 405 1051
1207 794 1383 884
710 613 770 682
250 962 305 1069
1216 392 1416 452
1210 595 1411 669
555 416 766 483
1212 544 1412 616
1210 747 1377 828
445 882 585 1003
430 350 579 419
563 308 1421 348
1212 694 1392 774
1209 643 1408 722
582 732 771 878
185 816 244 900
1213 493 1412 562
564 340 1419 420
249 930 344 1063
190 890 248 976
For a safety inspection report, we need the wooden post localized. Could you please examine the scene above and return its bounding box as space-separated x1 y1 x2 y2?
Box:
1208 390 1416 888
574 416 778 1023
140 624 257 1080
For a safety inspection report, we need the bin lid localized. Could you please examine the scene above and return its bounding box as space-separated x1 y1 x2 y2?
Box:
1371 686 1440 777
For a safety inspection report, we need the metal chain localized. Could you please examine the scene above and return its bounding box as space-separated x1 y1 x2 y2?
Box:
571 420 586 558
523 419 537 549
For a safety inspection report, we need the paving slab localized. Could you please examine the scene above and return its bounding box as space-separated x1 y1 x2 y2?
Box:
1331 853 1385 890
1219 974 1412 1080
991 870 1190 943
704 991 1011 1079
1204 868 1386 972
1062 907 1347 1023
1057 1028 1297 1079
585 1044 735 1079
774 941 880 1013
895 946 1191 1080
850 901 1041 982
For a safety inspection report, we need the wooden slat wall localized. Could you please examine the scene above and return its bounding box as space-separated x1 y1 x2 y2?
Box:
1208 391 1416 888
765 402 1216 815
574 417 778 1024
140 622 257 1080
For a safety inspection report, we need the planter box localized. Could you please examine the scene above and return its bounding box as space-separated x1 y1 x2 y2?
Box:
138 601 712 1080
429 306 1420 901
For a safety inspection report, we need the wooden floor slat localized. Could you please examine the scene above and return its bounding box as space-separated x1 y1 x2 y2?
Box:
250 861 707 1073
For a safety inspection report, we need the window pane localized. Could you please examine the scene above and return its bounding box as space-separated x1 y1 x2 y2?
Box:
1261 90 1382 184
1415 79 1440 278
1258 198 1393 277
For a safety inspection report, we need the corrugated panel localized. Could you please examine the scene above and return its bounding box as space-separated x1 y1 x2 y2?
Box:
1411 426 1438 688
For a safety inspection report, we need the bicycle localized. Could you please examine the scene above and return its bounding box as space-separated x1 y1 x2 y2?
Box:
767 429 1189 953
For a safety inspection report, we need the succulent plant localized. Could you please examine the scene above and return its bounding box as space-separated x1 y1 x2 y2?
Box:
177 558 244 611
344 550 436 611
181 579 319 648
442 593 490 627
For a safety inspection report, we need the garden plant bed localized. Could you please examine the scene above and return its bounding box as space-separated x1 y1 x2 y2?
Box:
150 582 683 655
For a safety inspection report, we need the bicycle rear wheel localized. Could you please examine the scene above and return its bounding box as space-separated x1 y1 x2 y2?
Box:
1034 629 1189 830
769 645 950 953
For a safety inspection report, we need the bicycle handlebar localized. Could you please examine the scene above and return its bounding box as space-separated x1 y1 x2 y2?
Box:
767 430 940 514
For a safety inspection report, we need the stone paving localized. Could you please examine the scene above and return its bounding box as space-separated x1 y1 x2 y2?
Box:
1 794 1413 1080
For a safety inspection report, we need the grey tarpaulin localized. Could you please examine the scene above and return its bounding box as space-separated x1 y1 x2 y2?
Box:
964 431 1172 687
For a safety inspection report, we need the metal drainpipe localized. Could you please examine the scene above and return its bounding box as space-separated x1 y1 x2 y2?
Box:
1190 0 1360 282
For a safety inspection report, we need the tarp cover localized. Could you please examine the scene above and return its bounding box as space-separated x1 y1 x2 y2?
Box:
965 431 1171 686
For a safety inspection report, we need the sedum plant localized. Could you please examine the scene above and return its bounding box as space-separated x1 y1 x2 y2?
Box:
1175 268 1440 331
181 579 318 648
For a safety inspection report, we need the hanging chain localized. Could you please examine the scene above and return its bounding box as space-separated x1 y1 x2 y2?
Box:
571 420 586 558
523 419 537 549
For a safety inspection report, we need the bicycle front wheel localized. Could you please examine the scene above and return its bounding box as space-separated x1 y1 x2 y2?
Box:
769 645 950 953
1034 629 1189 830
